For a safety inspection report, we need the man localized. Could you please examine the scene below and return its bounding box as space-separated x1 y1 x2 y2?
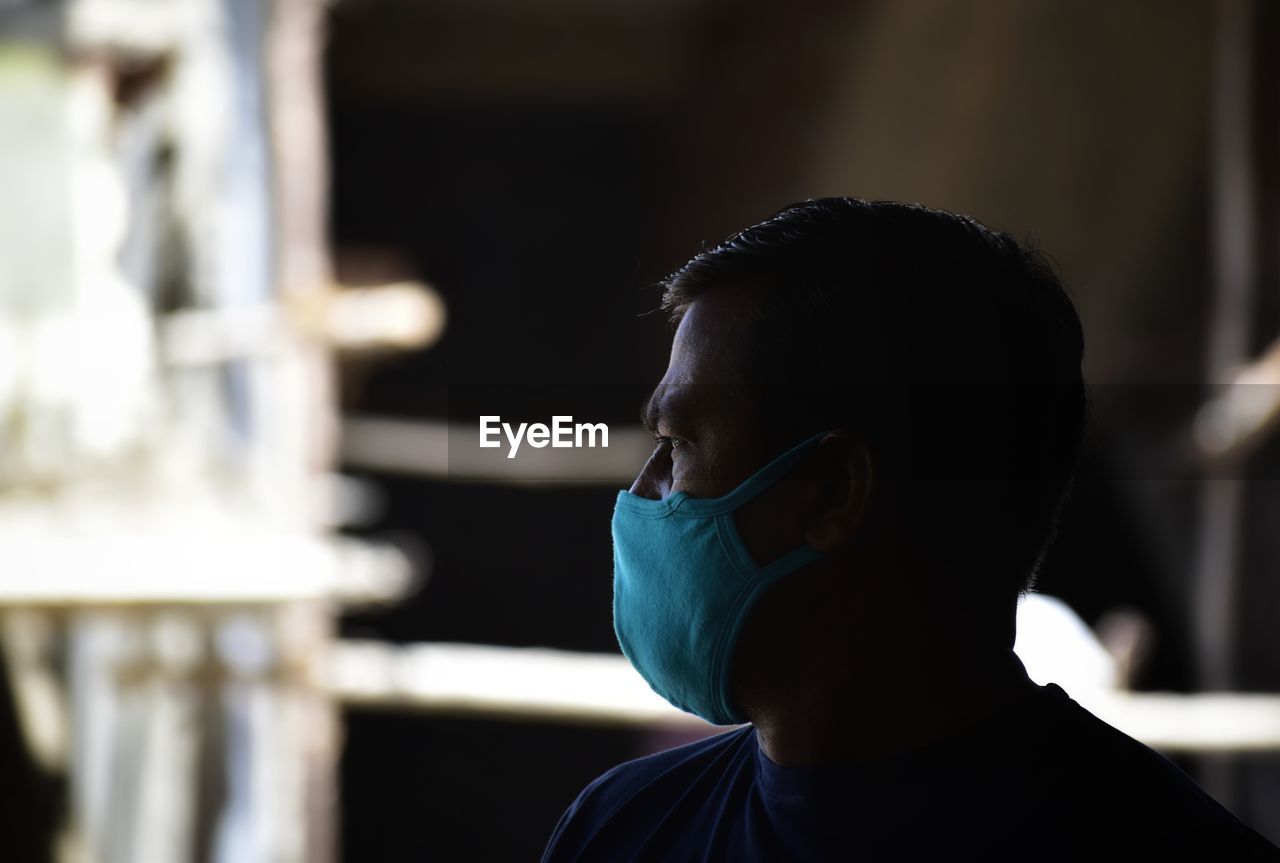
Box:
541 198 1278 861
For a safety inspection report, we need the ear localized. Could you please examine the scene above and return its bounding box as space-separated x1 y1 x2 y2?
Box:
804 431 873 553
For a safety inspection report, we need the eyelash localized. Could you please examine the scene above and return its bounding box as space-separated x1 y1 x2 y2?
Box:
653 434 687 451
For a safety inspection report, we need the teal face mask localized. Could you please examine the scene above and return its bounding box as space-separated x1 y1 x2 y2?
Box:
611 432 826 726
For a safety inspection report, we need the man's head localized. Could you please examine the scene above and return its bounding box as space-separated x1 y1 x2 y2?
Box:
632 198 1086 702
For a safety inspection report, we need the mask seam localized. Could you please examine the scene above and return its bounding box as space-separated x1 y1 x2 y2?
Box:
708 528 823 725
709 568 780 725
613 493 680 517
708 515 765 724
616 494 747 519
614 432 826 519
711 556 822 725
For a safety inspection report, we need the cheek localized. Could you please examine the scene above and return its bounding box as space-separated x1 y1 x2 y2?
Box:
728 565 842 710
671 457 723 499
674 430 772 499
732 477 817 567
669 444 733 498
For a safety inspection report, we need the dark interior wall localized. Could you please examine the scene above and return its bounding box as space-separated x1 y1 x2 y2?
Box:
328 106 674 392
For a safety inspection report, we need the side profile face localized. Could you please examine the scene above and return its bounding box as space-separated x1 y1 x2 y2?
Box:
632 286 823 567
631 285 874 722
605 196 1084 763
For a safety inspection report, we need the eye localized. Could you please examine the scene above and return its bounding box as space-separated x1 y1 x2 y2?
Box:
653 434 688 452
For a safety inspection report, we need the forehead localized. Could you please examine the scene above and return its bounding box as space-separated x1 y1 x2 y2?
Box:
646 288 763 443
666 287 757 385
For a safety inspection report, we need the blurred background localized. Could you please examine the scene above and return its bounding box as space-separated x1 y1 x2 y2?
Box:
1 0 1279 860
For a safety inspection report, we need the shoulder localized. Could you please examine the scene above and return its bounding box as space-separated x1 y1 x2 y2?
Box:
1034 683 1214 808
563 725 751 821
541 726 753 862
1028 684 1278 856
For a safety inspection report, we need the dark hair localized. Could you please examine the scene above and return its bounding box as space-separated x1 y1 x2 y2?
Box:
662 197 1087 597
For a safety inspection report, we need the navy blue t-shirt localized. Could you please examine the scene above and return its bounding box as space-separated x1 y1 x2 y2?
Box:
542 682 1278 861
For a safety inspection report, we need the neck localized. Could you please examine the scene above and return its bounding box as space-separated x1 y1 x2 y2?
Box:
751 642 1031 767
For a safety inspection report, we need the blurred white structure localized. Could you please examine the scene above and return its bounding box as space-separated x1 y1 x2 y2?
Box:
0 0 426 861
1014 592 1118 693
328 604 1280 755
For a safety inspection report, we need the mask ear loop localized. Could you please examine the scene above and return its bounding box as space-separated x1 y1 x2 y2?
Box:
713 429 884 725
711 540 824 726
707 432 833 725
697 430 831 515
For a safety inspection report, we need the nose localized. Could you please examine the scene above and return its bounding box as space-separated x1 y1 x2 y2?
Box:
629 443 672 500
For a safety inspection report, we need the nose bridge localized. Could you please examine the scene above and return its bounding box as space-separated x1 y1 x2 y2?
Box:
629 445 672 499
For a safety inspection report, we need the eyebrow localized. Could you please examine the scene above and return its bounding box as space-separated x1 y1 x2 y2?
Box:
640 386 664 434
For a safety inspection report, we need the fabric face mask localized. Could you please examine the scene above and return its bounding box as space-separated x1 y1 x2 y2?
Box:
612 432 826 726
